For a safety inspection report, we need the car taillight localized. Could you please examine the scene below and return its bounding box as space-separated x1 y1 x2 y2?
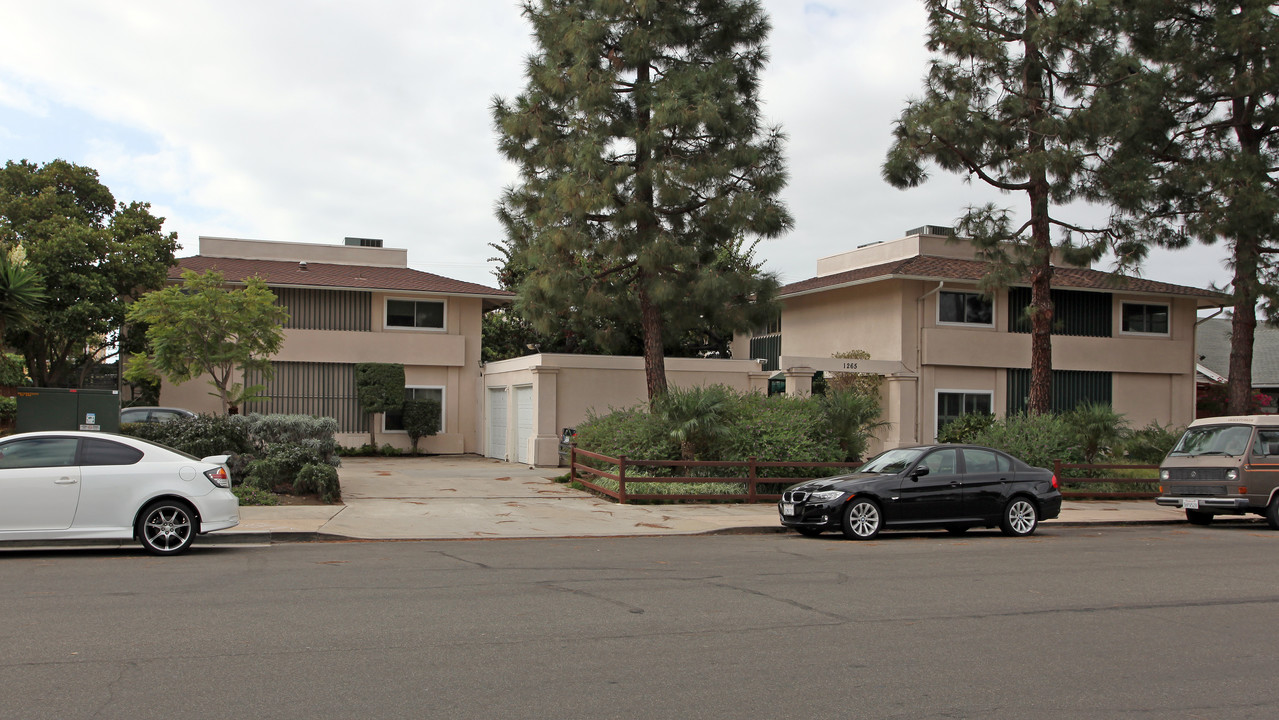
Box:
204 466 231 488
1051 474 1059 490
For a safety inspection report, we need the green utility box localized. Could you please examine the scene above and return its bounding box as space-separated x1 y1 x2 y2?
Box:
15 388 121 434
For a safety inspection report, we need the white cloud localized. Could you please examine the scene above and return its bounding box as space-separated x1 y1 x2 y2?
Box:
0 0 1233 292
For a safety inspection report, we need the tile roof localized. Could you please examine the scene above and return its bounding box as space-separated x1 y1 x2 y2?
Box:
172 255 514 300
779 255 1228 303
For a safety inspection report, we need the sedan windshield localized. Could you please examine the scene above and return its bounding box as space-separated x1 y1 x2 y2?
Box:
1169 425 1253 457
856 448 925 474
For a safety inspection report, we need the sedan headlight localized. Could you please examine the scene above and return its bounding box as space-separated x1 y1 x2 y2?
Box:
203 466 231 489
808 490 846 502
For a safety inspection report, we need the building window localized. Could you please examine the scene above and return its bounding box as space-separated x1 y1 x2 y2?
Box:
938 290 993 326
385 299 445 330
936 391 993 439
384 386 445 433
1121 302 1169 335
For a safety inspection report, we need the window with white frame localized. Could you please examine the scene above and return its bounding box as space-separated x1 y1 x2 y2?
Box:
384 387 445 433
936 390 994 439
938 290 993 326
385 298 445 330
1120 302 1169 335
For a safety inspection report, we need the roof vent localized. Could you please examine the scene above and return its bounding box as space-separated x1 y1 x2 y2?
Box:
905 225 956 237
344 237 384 248
857 240 884 249
299 261 308 271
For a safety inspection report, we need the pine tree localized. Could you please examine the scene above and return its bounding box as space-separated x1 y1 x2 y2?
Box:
883 0 1135 415
493 0 791 401
1104 0 1279 415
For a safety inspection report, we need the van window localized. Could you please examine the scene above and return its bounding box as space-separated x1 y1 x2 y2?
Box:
1253 430 1279 457
1170 425 1254 457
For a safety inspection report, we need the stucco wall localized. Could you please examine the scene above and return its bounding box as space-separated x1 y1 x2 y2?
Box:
481 354 770 466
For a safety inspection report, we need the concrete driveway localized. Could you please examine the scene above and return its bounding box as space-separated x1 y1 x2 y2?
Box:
234 454 782 540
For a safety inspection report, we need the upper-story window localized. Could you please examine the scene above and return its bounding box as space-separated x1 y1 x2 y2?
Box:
938 290 993 326
386 298 445 331
1121 302 1169 335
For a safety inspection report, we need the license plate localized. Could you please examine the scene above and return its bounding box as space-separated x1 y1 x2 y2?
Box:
1183 498 1200 510
780 503 795 516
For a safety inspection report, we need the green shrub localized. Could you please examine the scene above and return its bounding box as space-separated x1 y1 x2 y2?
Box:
937 412 996 443
232 484 280 506
966 412 1085 469
294 462 341 503
817 388 887 462
1117 421 1183 464
379 443 402 456
0 396 15 421
121 413 253 459
1064 401 1125 463
574 404 678 464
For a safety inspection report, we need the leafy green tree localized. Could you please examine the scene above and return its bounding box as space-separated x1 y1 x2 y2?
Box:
883 0 1136 415
403 398 442 455
0 159 177 386
493 0 791 401
125 270 288 415
354 363 404 448
1102 1 1279 415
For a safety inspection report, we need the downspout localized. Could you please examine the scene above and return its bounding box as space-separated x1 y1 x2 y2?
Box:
916 281 945 443
1194 307 1224 327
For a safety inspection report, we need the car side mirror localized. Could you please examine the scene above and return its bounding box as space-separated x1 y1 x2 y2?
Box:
911 465 930 478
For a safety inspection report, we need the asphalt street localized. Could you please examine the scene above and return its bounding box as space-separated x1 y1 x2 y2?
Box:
3 525 1278 719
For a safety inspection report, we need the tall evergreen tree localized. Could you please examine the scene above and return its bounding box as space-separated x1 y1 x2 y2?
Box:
493 0 791 401
883 0 1136 415
1104 1 1279 415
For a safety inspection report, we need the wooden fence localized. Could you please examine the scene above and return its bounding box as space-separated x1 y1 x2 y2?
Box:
569 447 862 504
1053 461 1160 499
569 447 1162 504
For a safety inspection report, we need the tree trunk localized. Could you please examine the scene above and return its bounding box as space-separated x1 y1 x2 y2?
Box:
639 285 668 403
1024 0 1053 416
633 46 667 404
1228 239 1259 415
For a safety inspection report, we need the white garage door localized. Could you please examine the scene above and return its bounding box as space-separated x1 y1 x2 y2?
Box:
515 385 534 465
487 388 508 460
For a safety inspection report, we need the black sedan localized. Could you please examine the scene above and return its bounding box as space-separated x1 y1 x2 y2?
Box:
778 444 1062 540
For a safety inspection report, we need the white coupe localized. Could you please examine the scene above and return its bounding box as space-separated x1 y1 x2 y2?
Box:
0 431 240 555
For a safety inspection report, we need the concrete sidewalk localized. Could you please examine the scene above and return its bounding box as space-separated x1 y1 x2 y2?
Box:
218 455 1204 544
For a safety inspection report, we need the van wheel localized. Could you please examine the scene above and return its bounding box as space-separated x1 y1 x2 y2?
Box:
1266 499 1279 531
1185 509 1213 526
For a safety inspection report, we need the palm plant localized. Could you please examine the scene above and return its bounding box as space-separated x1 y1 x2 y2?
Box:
0 250 45 347
1066 401 1125 464
655 384 734 461
819 388 889 462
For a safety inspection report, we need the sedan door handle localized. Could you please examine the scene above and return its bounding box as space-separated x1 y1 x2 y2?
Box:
54 477 79 485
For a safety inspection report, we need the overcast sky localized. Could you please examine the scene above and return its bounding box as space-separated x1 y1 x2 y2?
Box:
0 0 1224 294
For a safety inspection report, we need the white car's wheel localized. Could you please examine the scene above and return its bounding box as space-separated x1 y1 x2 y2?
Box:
137 500 197 555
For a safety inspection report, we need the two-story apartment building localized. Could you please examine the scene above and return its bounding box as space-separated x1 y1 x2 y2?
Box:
158 236 513 452
736 227 1228 450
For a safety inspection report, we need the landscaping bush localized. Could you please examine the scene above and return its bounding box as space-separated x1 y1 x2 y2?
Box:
937 412 996 444
294 462 341 503
121 413 253 459
1116 421 1183 464
232 484 279 506
403 398 441 454
965 412 1086 469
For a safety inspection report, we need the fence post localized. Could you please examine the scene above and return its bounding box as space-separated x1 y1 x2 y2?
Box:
569 444 576 483
1053 458 1061 482
618 454 628 504
748 457 758 503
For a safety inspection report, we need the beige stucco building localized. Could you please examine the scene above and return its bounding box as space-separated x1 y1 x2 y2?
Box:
158 237 513 452
733 227 1228 452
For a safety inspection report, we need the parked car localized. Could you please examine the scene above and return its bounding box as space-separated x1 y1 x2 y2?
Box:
779 444 1061 540
120 406 196 424
1156 415 1279 528
0 431 239 555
